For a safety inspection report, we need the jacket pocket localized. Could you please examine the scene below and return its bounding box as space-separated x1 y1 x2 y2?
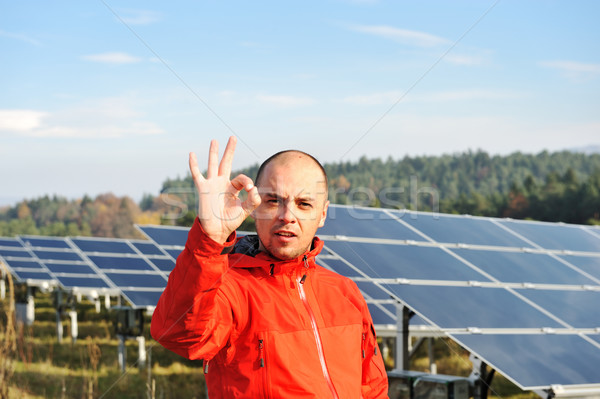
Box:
257 333 271 399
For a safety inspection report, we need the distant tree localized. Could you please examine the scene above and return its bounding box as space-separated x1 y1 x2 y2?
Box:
139 193 155 211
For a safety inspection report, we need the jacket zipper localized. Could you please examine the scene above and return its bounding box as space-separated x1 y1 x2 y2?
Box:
297 255 340 399
258 337 270 397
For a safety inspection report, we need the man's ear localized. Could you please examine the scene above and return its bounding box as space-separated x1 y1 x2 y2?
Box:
318 200 329 228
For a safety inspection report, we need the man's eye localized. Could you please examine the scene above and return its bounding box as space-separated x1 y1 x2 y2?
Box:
300 202 312 208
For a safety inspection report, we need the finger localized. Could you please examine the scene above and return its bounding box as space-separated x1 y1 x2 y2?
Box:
219 136 237 177
242 185 261 215
188 152 205 185
229 174 255 194
206 139 219 179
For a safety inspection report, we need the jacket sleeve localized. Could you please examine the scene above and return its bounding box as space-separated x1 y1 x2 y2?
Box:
360 298 390 398
150 218 237 361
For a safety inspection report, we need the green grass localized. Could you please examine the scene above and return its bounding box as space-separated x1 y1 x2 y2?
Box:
1 291 207 399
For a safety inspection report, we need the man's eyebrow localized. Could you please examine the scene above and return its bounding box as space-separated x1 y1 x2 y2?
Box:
262 192 316 202
295 195 316 202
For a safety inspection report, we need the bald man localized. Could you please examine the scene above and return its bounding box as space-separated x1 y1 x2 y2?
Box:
151 137 389 398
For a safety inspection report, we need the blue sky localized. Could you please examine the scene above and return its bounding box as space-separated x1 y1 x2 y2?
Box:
1 1 599 206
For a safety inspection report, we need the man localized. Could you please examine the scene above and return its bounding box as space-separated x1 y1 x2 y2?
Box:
151 136 389 398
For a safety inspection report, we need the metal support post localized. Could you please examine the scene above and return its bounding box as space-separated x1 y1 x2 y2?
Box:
395 305 412 370
469 354 494 399
117 334 126 372
428 337 437 374
56 310 63 343
26 289 35 326
137 336 147 369
0 279 5 300
69 310 78 343
105 294 111 310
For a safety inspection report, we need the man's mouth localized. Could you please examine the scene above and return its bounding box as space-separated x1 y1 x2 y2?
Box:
275 231 296 237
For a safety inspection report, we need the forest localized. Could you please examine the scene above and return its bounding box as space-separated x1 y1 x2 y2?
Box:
1 149 599 238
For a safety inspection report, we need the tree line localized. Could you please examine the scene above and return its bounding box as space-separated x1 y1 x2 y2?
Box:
1 149 599 238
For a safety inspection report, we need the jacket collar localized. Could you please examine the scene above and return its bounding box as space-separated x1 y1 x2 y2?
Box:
231 234 324 274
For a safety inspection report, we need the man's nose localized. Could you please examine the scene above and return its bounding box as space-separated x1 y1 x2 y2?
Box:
278 202 297 224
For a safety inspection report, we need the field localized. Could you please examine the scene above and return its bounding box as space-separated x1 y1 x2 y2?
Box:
0 290 536 399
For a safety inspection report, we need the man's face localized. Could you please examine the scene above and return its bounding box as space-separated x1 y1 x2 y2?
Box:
253 155 329 261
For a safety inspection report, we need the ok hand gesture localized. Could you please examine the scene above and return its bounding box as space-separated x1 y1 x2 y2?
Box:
189 136 261 244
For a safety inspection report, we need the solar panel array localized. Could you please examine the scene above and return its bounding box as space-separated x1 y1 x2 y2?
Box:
0 234 175 308
2 204 600 391
317 205 600 391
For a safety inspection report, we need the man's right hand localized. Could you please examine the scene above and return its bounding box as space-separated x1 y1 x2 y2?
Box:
189 136 261 244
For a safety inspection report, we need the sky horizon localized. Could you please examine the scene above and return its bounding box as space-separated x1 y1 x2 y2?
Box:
2 1 599 207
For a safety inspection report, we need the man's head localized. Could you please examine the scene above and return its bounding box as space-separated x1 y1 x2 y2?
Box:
252 150 329 260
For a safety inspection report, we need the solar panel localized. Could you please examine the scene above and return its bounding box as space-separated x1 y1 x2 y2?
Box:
87 256 155 271
32 250 83 262
103 272 167 288
71 238 136 254
0 238 58 287
55 276 111 289
43 262 96 274
518 289 600 328
557 255 600 281
5 259 45 269
319 257 364 278
11 270 54 281
453 248 597 285
354 280 390 300
384 284 564 329
131 241 165 256
121 290 163 308
396 211 534 248
498 219 600 252
136 225 189 246
318 206 425 241
0 238 23 247
0 234 173 309
455 334 600 388
0 248 31 258
367 303 396 325
147 257 175 272
164 249 183 260
324 241 489 281
21 236 71 249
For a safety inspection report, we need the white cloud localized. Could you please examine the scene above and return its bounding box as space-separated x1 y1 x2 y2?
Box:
117 9 161 25
0 29 41 46
415 89 524 102
256 94 316 107
540 60 600 81
444 53 485 66
0 97 164 138
349 24 449 47
342 91 404 105
0 110 49 131
82 52 143 64
341 89 520 106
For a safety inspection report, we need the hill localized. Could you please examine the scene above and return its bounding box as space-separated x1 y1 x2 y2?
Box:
2 149 599 238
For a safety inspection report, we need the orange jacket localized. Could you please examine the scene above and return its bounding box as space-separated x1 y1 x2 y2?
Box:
151 220 389 398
